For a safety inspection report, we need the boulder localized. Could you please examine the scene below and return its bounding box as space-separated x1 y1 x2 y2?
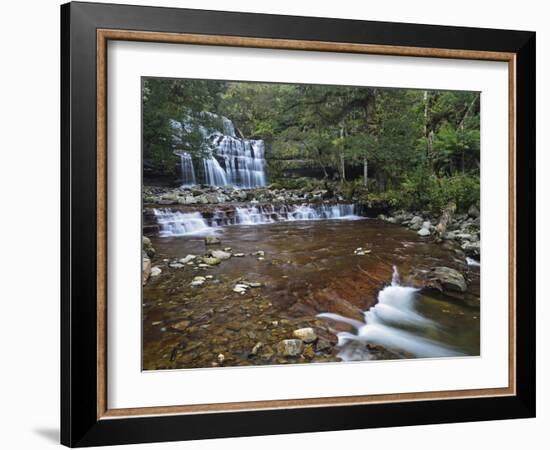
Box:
276 339 304 357
417 227 431 237
408 216 424 230
426 266 467 293
293 328 317 343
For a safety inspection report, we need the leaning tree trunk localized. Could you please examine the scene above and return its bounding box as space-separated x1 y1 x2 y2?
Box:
435 202 457 238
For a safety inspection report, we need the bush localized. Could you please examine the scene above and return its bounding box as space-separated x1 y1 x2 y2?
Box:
400 168 479 213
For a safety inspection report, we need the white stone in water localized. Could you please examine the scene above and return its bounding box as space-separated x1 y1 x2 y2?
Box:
209 250 231 260
233 253 245 257
150 266 162 277
193 276 206 281
205 275 214 279
223 247 232 252
245 282 262 288
179 254 196 264
169 262 185 269
198 263 211 268
217 353 225 363
191 279 205 287
293 328 317 343
253 250 265 256
257 257 265 261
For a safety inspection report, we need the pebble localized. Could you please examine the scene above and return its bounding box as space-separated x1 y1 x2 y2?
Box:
150 266 162 276
233 253 245 257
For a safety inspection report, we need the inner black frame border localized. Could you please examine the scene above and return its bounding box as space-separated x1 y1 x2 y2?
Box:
61 2 535 447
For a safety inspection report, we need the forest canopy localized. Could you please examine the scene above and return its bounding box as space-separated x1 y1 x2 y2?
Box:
142 78 480 212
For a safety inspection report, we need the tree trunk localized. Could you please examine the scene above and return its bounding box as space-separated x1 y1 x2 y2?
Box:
435 202 457 238
363 157 368 187
340 153 346 181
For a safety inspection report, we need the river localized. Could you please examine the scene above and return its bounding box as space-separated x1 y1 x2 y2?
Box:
143 215 480 370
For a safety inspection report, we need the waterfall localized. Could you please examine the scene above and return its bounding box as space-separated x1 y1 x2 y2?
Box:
203 157 228 186
153 203 361 236
319 266 461 360
153 209 215 237
172 114 267 188
178 152 196 186
211 135 267 188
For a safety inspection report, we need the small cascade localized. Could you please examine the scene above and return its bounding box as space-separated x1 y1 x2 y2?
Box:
153 209 215 237
466 257 480 267
153 203 361 236
178 152 196 186
319 266 461 360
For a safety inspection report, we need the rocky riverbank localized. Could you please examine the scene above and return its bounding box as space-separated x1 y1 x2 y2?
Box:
377 206 480 259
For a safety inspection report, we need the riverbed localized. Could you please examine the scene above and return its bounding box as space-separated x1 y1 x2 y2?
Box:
143 217 480 370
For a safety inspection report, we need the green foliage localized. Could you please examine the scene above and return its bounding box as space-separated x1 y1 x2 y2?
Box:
143 78 479 211
400 168 479 212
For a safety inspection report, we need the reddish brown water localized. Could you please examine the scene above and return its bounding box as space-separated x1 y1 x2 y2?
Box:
143 218 480 370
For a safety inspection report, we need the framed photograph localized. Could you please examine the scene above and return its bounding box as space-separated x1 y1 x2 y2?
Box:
61 1 535 447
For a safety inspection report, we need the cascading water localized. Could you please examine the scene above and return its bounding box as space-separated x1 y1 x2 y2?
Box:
178 152 196 186
153 209 215 237
153 203 361 236
203 157 228 187
171 114 267 188
319 266 462 360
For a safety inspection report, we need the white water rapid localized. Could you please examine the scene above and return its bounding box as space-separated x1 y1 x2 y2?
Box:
153 204 360 236
319 266 462 360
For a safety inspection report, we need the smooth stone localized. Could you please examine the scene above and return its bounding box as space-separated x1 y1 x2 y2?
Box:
293 327 317 343
179 254 196 264
209 250 231 260
169 263 185 269
233 253 245 257
150 266 162 277
202 257 221 266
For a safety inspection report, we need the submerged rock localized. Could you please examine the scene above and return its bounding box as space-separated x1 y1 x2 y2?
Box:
276 339 304 357
205 236 221 245
150 266 162 277
169 262 185 269
293 327 317 343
